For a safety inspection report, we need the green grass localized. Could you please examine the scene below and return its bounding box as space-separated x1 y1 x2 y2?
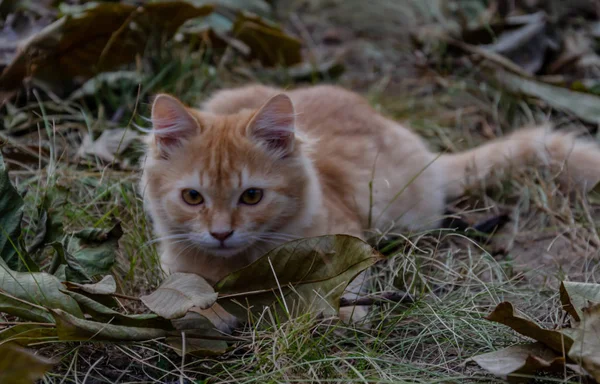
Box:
2 0 599 383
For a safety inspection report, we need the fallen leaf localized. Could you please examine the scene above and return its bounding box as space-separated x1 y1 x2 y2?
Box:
77 128 140 163
49 242 91 283
141 272 218 319
495 70 600 124
65 275 116 295
568 304 600 381
0 2 214 96
0 260 83 322
471 342 567 381
485 302 573 353
481 11 550 74
0 323 57 346
560 281 600 322
215 235 381 319
0 289 53 323
52 309 167 342
0 343 54 384
64 290 172 329
65 222 123 279
232 13 302 67
0 152 25 270
168 311 228 356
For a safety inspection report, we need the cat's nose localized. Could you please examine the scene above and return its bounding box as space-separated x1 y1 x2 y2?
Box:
210 230 234 242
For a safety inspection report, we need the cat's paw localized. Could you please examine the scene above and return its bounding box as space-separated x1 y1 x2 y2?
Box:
191 304 239 334
338 305 370 325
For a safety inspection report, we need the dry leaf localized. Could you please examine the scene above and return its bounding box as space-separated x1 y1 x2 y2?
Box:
485 302 573 353
568 304 600 381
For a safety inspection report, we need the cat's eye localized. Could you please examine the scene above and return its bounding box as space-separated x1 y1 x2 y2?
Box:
181 189 204 205
239 188 263 205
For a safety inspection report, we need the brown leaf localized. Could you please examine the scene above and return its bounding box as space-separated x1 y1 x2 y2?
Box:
232 13 302 67
560 281 600 322
0 2 213 96
568 304 600 381
471 342 567 382
0 343 54 384
485 302 573 353
215 235 382 320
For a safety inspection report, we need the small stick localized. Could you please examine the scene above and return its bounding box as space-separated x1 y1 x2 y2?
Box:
339 291 414 307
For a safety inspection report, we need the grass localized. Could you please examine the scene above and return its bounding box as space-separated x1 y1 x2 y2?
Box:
2 0 599 383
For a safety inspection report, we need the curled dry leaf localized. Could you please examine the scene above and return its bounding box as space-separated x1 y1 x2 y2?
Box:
560 281 600 322
64 275 117 295
485 302 573 353
215 235 382 319
470 342 569 382
568 304 600 381
52 309 167 342
64 290 172 329
0 343 54 384
141 272 218 319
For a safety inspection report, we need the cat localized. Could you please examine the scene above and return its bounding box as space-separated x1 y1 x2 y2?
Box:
141 84 600 330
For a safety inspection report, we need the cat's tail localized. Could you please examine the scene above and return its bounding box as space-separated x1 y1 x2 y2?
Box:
440 125 600 200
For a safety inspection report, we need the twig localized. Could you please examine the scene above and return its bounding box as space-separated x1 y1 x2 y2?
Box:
339 291 414 307
110 292 142 302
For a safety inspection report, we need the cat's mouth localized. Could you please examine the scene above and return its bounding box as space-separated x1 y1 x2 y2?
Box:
201 242 250 257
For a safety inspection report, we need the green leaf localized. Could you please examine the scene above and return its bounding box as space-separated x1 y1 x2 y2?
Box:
0 152 24 270
52 309 167 342
141 273 217 319
66 223 123 279
560 281 600 322
0 263 83 321
49 242 91 283
64 290 172 329
471 342 571 381
0 324 57 346
232 13 302 67
0 1 214 96
0 343 54 384
485 302 573 354
215 235 382 319
568 304 600 381
496 71 600 125
0 290 53 323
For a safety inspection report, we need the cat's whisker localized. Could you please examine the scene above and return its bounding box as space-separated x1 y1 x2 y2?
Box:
144 234 191 246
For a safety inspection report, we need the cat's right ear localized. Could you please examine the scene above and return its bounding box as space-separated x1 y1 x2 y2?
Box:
151 94 198 155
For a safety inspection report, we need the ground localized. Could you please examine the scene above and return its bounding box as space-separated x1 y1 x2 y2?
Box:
1 0 599 383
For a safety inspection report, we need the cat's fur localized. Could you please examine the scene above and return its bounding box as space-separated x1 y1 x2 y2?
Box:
141 85 600 327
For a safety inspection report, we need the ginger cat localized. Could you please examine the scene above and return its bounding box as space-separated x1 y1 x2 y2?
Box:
141 85 600 328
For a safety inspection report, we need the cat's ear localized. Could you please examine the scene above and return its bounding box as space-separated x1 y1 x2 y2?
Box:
151 94 198 153
247 94 295 157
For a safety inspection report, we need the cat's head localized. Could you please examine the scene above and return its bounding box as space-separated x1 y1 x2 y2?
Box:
141 93 312 258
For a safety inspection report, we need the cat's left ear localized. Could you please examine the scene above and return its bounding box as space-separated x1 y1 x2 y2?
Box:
247 94 295 157
151 94 198 155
